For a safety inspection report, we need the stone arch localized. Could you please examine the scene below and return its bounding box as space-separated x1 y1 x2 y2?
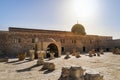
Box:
46 43 59 58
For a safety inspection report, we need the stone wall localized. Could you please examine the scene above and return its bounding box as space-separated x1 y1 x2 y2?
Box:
0 28 115 57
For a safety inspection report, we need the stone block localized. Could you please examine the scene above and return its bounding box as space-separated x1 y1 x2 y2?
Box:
41 62 55 71
29 50 35 61
37 59 44 66
64 52 70 59
84 73 104 80
75 52 81 58
17 52 26 61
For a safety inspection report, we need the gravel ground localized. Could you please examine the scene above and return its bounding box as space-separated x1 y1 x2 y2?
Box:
0 52 120 80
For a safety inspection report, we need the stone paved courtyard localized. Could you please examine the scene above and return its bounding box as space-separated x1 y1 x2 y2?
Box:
0 52 120 80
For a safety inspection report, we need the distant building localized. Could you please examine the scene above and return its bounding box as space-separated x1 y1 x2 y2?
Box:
0 24 119 57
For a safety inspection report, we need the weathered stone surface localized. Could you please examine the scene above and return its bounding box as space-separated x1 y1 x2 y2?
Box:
84 73 104 80
89 49 96 57
88 51 93 57
49 52 55 60
112 48 120 55
47 63 55 71
64 52 70 59
75 52 81 58
58 66 85 80
17 52 26 61
72 49 77 56
37 51 44 60
29 50 35 61
41 62 55 71
37 59 44 66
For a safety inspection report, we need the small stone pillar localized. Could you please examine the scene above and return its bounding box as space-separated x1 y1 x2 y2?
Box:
37 51 44 66
64 52 70 59
75 52 81 58
29 50 35 61
37 51 44 60
49 52 55 60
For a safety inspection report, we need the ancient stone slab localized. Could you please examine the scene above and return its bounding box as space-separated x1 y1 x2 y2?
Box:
41 62 55 71
84 73 104 80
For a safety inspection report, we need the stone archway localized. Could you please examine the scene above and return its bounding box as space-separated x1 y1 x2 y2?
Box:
46 43 59 58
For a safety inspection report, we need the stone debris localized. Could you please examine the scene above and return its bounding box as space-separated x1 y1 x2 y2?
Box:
17 52 26 61
58 66 85 80
49 52 55 60
84 73 103 80
89 49 96 57
37 59 44 66
99 49 104 55
72 49 77 56
37 51 44 60
41 62 55 71
96 53 100 57
112 48 120 55
75 52 81 58
0 57 8 62
64 52 71 59
58 66 104 80
29 50 35 61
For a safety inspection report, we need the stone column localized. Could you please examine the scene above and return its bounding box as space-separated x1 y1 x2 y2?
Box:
37 51 44 65
29 50 35 61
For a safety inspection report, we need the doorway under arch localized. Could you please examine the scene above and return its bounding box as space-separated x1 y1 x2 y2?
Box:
83 46 86 52
46 43 59 58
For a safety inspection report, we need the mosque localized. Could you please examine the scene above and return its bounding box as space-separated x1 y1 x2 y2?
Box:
0 23 120 57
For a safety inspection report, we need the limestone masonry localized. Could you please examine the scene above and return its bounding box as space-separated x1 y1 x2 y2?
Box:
0 24 120 57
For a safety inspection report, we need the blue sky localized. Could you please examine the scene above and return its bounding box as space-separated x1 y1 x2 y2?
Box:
0 0 120 39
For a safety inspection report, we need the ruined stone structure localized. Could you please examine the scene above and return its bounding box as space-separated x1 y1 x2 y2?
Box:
58 66 104 80
0 23 119 57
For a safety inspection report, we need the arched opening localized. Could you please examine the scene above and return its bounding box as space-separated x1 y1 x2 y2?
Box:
83 46 86 52
46 43 59 58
